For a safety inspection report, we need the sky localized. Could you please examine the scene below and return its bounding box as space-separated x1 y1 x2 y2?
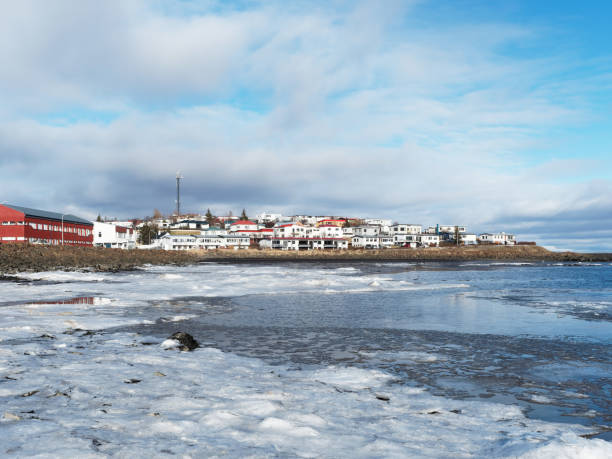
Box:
0 0 611 251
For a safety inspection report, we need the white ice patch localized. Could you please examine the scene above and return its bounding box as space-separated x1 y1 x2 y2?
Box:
530 394 553 404
510 433 612 459
18 271 108 282
160 339 180 349
160 273 183 280
166 315 195 322
311 366 395 391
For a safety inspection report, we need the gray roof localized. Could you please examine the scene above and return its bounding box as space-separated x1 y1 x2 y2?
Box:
3 204 93 226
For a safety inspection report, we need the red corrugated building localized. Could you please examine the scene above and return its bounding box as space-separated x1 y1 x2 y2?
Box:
0 204 94 246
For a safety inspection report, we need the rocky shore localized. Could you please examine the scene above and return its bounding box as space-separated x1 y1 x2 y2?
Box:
1 244 611 274
0 244 199 274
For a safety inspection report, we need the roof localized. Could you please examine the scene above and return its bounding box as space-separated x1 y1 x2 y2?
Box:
2 204 93 226
230 220 257 226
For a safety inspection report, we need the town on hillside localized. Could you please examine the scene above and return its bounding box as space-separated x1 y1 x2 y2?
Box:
0 203 527 251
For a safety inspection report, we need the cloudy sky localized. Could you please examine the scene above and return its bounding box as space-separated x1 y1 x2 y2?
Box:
0 1 611 251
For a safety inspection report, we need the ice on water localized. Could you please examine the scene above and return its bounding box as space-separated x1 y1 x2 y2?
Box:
1 263 611 457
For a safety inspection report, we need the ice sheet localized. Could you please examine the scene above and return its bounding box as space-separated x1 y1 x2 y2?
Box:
1 264 610 457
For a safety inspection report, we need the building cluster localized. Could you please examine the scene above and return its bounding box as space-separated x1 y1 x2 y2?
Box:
0 204 519 251
139 212 517 251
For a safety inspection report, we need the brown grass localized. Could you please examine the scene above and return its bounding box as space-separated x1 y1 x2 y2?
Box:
1 243 610 275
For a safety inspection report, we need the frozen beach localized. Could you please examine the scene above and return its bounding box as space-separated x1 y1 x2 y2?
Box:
1 262 611 457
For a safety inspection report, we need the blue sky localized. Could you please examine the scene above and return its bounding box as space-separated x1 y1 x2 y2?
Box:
0 0 611 251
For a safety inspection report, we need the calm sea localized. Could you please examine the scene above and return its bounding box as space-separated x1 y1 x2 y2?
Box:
117 260 612 436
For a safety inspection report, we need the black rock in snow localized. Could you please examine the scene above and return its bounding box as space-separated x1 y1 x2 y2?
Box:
168 332 199 351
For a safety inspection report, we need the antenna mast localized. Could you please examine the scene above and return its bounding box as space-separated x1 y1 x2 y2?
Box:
176 171 183 217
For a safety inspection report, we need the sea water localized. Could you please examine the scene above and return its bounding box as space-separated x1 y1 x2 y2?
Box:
0 261 611 457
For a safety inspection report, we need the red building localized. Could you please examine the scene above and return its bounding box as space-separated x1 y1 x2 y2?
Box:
0 204 94 246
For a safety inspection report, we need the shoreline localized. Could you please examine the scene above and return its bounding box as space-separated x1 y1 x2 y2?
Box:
199 245 612 263
1 244 611 274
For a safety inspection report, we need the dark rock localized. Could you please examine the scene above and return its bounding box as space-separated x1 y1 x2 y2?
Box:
168 332 199 351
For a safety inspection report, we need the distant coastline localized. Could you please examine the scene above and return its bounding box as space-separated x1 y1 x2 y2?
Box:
1 244 611 275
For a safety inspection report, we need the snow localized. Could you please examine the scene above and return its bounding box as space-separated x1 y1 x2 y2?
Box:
160 339 181 349
0 265 610 457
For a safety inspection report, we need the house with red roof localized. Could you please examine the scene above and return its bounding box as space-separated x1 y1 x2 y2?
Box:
228 220 260 241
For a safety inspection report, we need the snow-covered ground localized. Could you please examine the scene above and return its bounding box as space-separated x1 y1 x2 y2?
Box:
1 264 611 457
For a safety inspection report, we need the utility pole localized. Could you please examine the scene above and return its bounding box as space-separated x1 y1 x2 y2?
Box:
176 171 183 218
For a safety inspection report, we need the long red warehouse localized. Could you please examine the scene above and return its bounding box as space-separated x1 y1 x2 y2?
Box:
0 204 93 246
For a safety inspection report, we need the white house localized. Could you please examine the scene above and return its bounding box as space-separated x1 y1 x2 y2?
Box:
273 222 306 238
364 218 392 227
393 234 419 248
458 233 478 245
94 222 136 249
170 219 209 230
151 217 174 229
303 226 321 238
256 213 283 224
202 227 228 237
158 234 198 251
352 235 380 249
436 225 468 234
252 228 274 240
228 220 259 237
390 224 422 235
318 225 344 238
379 235 394 248
418 234 440 247
270 237 348 251
310 238 348 250
112 221 135 228
478 232 516 245
157 233 249 250
353 226 380 237
220 235 251 249
342 226 354 238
